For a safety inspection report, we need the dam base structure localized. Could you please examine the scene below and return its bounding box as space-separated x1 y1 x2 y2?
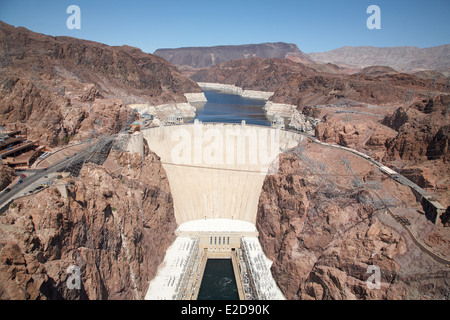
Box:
141 121 303 300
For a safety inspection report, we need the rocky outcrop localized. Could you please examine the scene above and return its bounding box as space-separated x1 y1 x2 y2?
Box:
313 94 449 209
263 101 296 117
0 21 201 102
269 72 445 108
377 95 450 209
128 102 197 120
192 56 446 109
0 148 176 299
288 110 320 133
314 114 398 160
0 76 134 146
183 92 207 103
191 57 316 92
0 20 202 146
382 95 450 163
0 162 14 191
257 150 450 300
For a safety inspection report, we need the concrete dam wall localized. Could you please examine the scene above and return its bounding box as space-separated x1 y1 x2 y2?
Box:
140 122 303 225
142 122 302 300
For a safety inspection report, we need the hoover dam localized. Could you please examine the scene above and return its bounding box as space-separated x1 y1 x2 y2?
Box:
133 121 303 300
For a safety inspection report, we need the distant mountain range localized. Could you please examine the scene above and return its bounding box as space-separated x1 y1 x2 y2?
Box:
154 42 450 77
153 42 315 70
309 45 450 75
0 20 201 146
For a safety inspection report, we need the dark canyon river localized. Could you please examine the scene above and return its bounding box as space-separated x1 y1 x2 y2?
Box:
191 90 271 126
197 259 239 300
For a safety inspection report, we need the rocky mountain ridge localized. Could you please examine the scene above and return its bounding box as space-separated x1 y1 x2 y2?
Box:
154 42 315 72
191 56 448 108
257 147 450 300
0 148 176 299
191 57 316 92
309 45 450 76
0 20 202 147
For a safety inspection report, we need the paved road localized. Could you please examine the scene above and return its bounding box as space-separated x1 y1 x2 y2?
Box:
308 136 450 266
0 137 111 209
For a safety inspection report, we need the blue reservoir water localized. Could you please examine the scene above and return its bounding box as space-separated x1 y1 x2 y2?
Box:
191 90 271 126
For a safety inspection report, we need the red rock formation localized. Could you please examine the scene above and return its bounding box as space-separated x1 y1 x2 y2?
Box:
257 148 450 300
270 72 445 107
0 162 14 191
191 55 446 109
314 113 398 161
0 76 134 146
382 95 450 163
191 57 316 92
0 148 176 299
155 42 315 69
0 20 202 147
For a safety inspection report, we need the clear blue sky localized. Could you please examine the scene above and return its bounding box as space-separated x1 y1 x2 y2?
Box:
0 0 449 54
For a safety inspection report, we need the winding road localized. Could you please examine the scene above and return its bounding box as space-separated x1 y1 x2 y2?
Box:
0 136 115 210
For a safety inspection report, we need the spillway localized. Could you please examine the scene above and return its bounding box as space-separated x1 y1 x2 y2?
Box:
139 121 303 300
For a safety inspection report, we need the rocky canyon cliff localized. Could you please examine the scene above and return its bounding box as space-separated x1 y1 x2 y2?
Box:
0 147 177 299
257 145 450 300
0 20 202 147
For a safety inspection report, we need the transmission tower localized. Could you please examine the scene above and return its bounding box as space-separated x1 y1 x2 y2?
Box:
340 156 381 190
291 146 337 192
